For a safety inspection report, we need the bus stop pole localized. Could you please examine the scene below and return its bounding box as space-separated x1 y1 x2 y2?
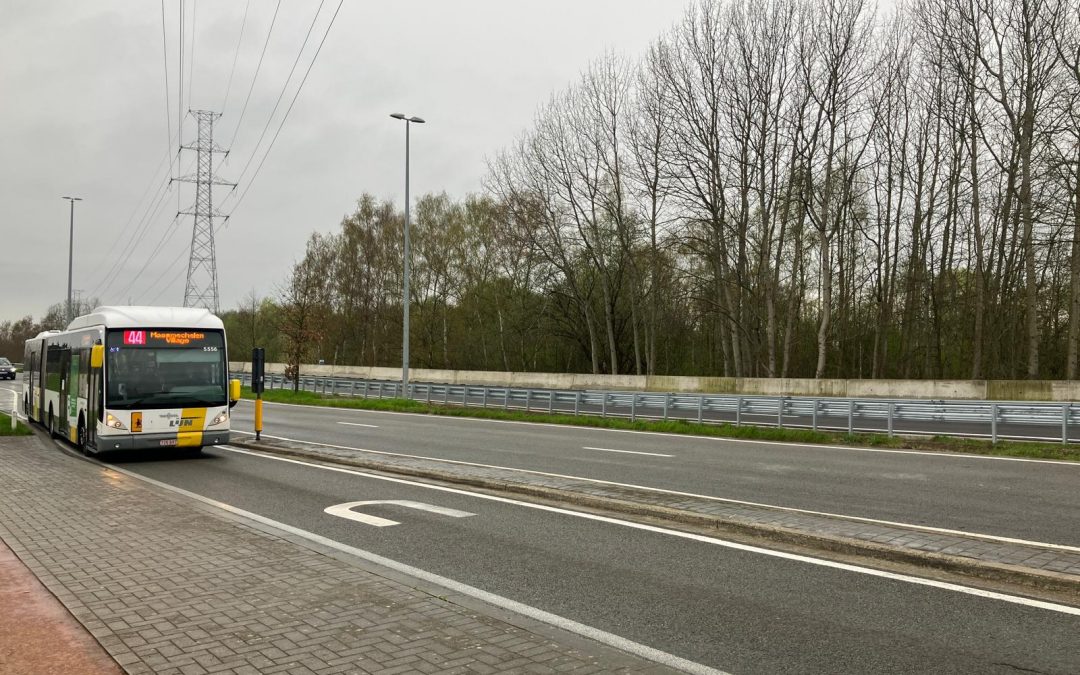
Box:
252 348 265 441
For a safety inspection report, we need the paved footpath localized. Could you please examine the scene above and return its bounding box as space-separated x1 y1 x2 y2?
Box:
0 435 679 675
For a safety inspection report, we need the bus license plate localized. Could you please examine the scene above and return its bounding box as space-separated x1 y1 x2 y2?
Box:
160 439 177 446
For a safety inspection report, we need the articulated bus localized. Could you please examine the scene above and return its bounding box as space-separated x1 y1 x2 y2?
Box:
23 306 240 454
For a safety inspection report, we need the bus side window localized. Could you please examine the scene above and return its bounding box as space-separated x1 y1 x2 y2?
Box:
79 348 89 399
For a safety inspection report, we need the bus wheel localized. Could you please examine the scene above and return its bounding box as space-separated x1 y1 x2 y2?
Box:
48 408 56 438
77 418 88 454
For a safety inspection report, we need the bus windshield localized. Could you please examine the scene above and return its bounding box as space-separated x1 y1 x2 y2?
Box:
105 329 227 409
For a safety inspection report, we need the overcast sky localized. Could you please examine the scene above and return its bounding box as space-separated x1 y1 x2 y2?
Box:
0 0 691 322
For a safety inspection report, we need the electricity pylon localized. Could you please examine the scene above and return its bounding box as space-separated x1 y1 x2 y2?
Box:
176 110 235 313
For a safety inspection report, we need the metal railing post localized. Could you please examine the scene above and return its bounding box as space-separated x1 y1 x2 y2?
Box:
351 380 357 397
462 386 468 408
1063 404 1069 444
363 380 369 399
444 385 449 405
736 396 742 426
631 394 636 422
778 397 784 428
482 386 488 408
503 388 510 411
426 383 431 404
549 391 554 415
526 389 532 413
812 399 818 431
574 391 581 416
848 399 854 435
991 403 998 444
888 402 895 437
602 392 607 418
697 396 704 424
663 394 669 421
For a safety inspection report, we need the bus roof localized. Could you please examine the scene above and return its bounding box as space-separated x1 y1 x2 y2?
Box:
66 306 224 331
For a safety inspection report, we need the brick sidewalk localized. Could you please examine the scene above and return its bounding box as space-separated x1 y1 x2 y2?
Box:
0 435 681 675
233 434 1080 593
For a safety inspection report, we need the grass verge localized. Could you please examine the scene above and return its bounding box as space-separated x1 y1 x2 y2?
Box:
240 387 1080 461
0 411 32 436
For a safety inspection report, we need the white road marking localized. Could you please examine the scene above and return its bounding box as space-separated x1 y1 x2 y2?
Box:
0 383 26 420
97 457 727 675
325 500 475 527
237 398 1080 466
213 445 1080 616
228 429 1080 553
337 421 379 428
583 446 673 458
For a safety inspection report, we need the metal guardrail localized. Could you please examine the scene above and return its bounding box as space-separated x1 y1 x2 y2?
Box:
232 372 1080 444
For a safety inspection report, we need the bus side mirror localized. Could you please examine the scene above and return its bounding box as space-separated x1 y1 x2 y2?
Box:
229 379 242 408
90 345 104 369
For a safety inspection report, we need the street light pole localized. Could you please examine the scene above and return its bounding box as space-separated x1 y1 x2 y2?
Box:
390 113 425 394
62 196 83 323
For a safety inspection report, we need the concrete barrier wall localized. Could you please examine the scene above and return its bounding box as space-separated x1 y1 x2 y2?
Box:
228 362 1079 401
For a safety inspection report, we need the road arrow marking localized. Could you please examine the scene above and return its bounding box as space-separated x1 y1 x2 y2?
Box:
325 500 475 527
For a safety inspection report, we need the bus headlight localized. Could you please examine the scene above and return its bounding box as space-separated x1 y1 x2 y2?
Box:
208 411 229 427
105 413 128 430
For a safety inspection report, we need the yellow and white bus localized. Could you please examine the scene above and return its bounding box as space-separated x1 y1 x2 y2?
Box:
23 306 240 454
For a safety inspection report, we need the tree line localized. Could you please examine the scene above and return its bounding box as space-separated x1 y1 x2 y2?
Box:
240 0 1080 381
6 0 1076 383
0 299 101 362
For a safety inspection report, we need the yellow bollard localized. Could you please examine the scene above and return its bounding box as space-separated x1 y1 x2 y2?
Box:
255 396 263 441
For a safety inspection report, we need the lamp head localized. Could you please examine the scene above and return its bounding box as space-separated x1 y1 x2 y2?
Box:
390 113 406 120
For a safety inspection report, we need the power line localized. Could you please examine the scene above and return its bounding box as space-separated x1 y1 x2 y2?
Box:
224 0 345 219
161 0 172 177
92 183 174 301
227 0 282 150
114 215 184 303
84 145 176 298
187 0 197 108
221 0 252 116
92 176 177 300
143 245 193 305
93 153 196 301
230 0 325 191
178 0 185 214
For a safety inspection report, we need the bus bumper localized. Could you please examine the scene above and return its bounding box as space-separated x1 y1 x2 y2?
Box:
95 430 231 452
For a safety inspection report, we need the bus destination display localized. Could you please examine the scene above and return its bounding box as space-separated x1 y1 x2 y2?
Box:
122 330 210 347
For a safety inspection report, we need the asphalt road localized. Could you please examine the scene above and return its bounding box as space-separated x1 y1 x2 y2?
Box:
115 445 1080 674
229 398 1080 547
